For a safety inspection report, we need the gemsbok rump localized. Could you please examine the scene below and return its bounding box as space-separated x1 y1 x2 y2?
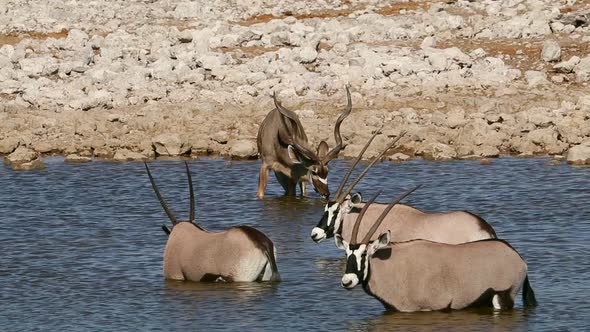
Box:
145 162 280 282
256 87 352 199
310 130 496 244
335 190 538 311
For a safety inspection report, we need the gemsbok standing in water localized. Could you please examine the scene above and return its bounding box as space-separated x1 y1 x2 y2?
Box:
310 130 496 244
145 162 280 282
256 87 352 199
335 189 538 311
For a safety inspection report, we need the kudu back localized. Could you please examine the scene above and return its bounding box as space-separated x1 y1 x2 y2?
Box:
145 162 280 282
256 88 352 199
310 130 496 244
335 190 537 312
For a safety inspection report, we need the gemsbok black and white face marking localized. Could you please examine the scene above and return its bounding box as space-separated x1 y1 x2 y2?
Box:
335 231 390 289
329 191 529 312
310 193 361 243
334 187 419 289
309 128 407 244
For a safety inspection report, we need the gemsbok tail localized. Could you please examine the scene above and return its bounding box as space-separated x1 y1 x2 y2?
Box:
265 245 281 282
237 225 281 282
522 275 538 307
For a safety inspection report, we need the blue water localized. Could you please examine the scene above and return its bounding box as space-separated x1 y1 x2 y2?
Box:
0 157 588 331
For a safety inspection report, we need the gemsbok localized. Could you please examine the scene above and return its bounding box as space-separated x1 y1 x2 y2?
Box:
335 189 538 311
256 87 352 199
310 130 496 244
145 162 281 282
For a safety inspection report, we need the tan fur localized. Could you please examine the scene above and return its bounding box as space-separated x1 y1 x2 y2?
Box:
256 90 351 199
257 108 312 199
367 240 527 311
341 202 495 244
163 223 272 282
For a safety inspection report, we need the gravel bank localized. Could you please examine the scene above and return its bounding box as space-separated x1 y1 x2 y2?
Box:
1 0 590 168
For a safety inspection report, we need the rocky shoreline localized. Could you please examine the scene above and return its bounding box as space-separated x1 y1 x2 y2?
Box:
1 0 590 170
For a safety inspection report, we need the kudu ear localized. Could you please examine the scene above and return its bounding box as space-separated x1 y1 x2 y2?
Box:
317 141 329 160
351 193 362 204
334 233 347 250
288 145 303 164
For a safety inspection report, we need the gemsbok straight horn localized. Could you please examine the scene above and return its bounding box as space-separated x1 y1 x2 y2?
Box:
256 87 353 199
310 129 496 244
145 162 280 282
335 190 537 311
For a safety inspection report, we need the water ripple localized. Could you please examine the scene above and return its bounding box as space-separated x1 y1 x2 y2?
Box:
0 157 588 331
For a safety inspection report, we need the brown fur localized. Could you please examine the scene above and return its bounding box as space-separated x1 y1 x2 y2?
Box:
365 239 529 311
146 163 280 283
236 226 281 281
257 108 311 198
163 222 279 282
463 210 498 238
256 90 351 199
341 202 496 244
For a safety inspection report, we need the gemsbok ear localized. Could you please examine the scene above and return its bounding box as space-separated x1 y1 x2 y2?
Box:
287 145 302 164
373 231 391 251
334 234 346 250
351 193 362 204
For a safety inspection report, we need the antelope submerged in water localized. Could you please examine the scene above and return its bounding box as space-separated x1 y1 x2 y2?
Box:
310 130 496 244
335 189 538 311
145 162 280 282
256 87 352 199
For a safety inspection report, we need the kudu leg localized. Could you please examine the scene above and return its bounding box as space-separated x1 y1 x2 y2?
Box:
257 164 270 199
299 180 307 197
274 171 294 196
286 178 297 196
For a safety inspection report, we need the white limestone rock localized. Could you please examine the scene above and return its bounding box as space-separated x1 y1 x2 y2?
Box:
229 140 257 159
525 71 550 88
553 56 580 73
112 149 149 161
541 40 561 62
152 133 191 156
573 57 590 82
567 142 590 165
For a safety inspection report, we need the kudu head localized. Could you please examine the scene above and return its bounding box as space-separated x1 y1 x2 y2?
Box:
273 87 353 198
335 185 421 289
310 130 406 243
145 161 197 233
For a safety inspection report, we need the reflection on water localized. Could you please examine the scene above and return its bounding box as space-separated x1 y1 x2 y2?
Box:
0 157 589 331
164 279 280 300
353 308 533 332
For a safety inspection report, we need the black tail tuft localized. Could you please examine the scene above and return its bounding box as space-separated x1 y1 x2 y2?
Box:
522 275 538 307
266 244 281 282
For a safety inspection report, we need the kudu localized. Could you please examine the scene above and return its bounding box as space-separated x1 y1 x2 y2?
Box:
145 162 280 282
310 130 496 244
335 190 538 311
256 88 352 199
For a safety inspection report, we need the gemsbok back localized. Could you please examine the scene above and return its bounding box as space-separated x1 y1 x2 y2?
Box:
256 87 352 199
335 189 538 311
145 162 280 282
310 130 496 244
